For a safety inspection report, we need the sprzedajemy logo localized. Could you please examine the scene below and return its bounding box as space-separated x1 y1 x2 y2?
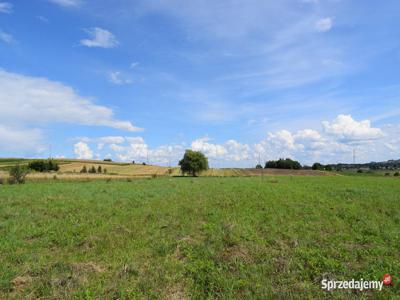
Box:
321 274 398 292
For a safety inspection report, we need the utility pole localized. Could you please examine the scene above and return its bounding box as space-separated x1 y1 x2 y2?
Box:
258 153 264 180
168 148 171 168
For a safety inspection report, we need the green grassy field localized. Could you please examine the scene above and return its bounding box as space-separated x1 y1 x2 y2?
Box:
1 176 399 299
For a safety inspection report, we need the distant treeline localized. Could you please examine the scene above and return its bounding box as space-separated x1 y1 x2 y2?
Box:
264 158 302 170
333 160 400 170
261 158 400 171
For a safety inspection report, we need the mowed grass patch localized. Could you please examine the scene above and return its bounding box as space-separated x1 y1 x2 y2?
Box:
0 176 399 299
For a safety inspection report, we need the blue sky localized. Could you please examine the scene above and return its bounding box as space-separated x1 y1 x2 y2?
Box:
0 0 399 166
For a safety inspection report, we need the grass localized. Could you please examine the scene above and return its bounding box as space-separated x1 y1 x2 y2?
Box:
0 176 399 299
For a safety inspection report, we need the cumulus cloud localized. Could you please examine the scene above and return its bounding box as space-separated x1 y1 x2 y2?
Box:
267 130 299 150
74 142 93 159
80 27 119 48
315 17 333 32
191 137 227 158
0 2 12 13
225 140 251 161
294 129 322 141
107 136 184 164
258 115 386 164
190 137 251 163
322 114 383 142
0 69 141 132
73 115 390 167
48 0 83 8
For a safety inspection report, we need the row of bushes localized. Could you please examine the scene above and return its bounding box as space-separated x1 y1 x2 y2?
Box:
312 163 333 171
80 166 107 174
28 159 59 172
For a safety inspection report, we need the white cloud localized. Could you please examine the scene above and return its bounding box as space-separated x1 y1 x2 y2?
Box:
48 0 83 8
294 129 322 141
225 140 251 161
322 114 383 142
0 2 12 13
80 27 119 48
88 136 184 165
0 30 14 44
110 137 148 160
191 137 228 158
268 130 298 150
315 17 333 32
0 69 142 132
74 142 93 159
109 143 126 152
76 115 391 167
257 115 386 164
0 125 45 153
190 137 251 163
108 71 132 85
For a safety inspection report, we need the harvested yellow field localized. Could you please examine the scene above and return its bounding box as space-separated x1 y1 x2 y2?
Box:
0 158 333 181
58 162 172 176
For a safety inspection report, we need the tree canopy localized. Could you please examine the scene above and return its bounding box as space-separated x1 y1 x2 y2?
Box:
265 158 301 170
179 150 209 176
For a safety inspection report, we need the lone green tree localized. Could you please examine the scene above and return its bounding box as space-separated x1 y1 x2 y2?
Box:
179 150 209 176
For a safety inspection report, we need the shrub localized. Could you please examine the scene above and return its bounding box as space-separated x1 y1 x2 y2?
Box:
394 172 400 177
80 166 88 173
312 163 324 170
255 164 263 169
97 165 102 173
0 178 4 185
357 169 363 173
385 173 391 176
142 162 147 165
89 166 96 173
28 159 59 172
103 158 112 162
132 160 135 164
103 168 107 174
9 164 29 184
